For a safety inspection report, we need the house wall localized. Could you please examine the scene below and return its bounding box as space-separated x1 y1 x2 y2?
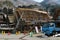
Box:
53 8 60 20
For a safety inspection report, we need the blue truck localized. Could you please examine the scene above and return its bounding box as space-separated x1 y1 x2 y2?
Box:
42 22 60 36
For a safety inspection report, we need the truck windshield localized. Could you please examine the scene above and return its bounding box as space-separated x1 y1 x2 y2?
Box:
49 23 54 27
42 23 54 27
43 23 49 27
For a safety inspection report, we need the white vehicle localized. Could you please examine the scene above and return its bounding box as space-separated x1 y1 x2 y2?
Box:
54 34 60 37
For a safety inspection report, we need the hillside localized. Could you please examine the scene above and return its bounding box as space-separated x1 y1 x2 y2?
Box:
9 0 40 7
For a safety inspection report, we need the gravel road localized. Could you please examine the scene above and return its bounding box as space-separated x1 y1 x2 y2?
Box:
0 34 59 40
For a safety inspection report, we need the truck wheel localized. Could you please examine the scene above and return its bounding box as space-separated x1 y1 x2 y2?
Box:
52 30 56 35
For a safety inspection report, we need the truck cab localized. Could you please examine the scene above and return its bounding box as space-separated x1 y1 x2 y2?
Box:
42 22 55 36
42 22 60 36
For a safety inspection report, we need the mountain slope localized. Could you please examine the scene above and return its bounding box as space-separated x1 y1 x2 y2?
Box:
41 0 60 6
9 0 40 7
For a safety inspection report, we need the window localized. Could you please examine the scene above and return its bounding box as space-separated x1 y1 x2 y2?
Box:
56 23 60 28
0 15 4 21
58 16 60 20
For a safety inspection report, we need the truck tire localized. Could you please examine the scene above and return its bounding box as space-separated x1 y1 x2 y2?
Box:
44 32 51 36
52 30 56 35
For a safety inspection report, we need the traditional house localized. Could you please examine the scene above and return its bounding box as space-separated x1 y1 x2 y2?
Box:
15 8 52 25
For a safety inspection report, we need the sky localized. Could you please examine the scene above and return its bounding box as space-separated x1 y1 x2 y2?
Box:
34 0 44 2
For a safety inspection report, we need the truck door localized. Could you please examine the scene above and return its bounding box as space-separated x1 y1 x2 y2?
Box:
49 23 55 33
42 23 49 32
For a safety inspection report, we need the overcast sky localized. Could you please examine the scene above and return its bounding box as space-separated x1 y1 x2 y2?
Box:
34 0 44 2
